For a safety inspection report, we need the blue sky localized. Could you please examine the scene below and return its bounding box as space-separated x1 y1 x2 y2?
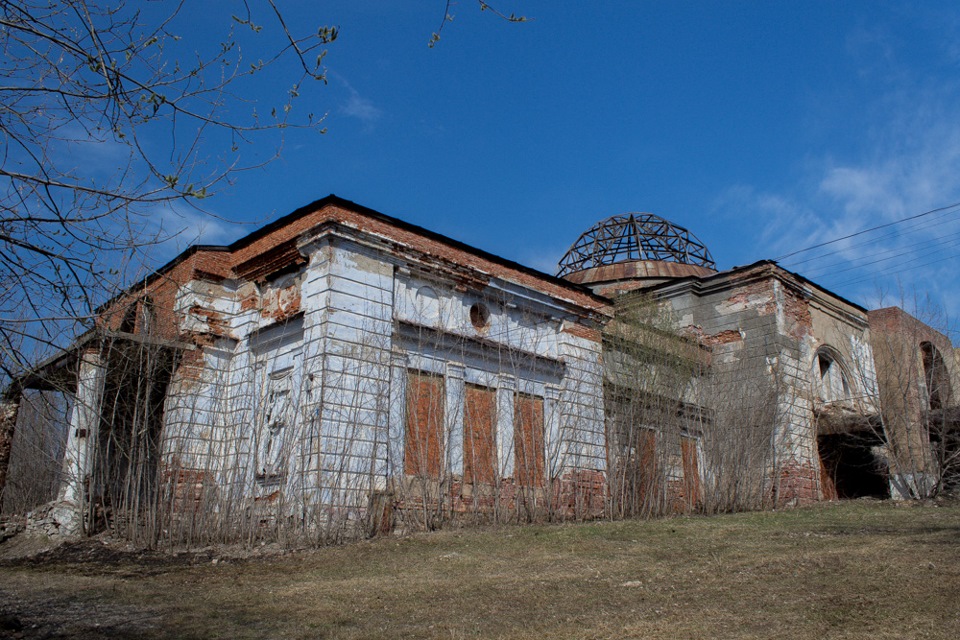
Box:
160 1 960 336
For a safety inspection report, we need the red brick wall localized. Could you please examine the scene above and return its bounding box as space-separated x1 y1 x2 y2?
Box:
405 371 445 479
514 394 545 488
777 460 819 505
464 384 496 485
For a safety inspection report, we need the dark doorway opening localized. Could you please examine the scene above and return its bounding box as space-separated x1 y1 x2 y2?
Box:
818 432 890 499
92 340 176 536
929 425 960 495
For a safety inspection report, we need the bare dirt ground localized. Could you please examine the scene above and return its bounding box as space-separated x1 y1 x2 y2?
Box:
0 500 958 639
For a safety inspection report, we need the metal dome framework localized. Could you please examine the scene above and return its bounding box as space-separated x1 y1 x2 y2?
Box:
557 213 716 277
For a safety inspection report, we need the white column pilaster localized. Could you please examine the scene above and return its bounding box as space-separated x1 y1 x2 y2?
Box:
445 363 465 476
544 385 562 478
497 374 516 478
58 349 106 511
388 351 408 477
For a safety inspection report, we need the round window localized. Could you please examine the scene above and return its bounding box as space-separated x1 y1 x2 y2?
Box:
469 302 490 329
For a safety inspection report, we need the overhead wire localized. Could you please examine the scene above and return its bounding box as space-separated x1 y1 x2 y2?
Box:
773 200 960 263
768 200 960 337
781 206 960 269
796 227 960 280
829 250 959 290
774 203 960 284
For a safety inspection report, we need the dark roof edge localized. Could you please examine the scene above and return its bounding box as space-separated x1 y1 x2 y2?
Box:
94 244 231 314
99 194 609 313
299 196 610 306
642 259 868 314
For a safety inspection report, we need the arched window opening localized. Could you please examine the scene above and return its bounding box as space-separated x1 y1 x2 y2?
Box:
814 348 851 403
138 297 155 335
414 286 439 321
119 304 137 333
920 342 952 411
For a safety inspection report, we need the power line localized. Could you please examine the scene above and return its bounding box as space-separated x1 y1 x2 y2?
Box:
782 206 960 268
798 228 960 280
829 250 959 290
773 200 960 262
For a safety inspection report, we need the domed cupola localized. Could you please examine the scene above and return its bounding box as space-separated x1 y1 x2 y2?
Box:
557 213 716 296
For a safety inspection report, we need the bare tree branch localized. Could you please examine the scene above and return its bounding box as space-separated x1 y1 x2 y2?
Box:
0 1 338 376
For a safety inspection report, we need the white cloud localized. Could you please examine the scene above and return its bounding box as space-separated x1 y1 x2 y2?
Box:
714 77 960 333
331 73 383 129
342 87 383 125
145 203 245 260
817 106 960 222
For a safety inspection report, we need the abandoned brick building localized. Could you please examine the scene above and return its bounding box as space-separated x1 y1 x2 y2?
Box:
1 195 957 540
868 307 960 497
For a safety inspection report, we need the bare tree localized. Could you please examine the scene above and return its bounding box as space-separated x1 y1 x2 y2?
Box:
867 298 959 499
700 350 781 513
429 1 527 47
0 2 340 512
0 0 338 378
603 292 790 516
602 294 706 518
0 389 69 514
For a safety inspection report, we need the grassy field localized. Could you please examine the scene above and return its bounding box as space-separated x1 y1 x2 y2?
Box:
0 500 958 639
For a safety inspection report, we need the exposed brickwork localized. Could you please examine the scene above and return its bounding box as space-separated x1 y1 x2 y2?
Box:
868 306 958 490
232 202 611 315
234 238 307 283
394 467 606 528
703 329 743 346
50 196 900 544
722 279 777 317
463 385 496 485
405 372 445 479
776 460 819 505
93 199 609 399
162 466 213 516
98 249 233 342
552 469 607 519
665 479 695 513
869 307 954 354
514 395 545 488
782 285 813 339
188 305 230 337
175 332 219 383
819 455 838 501
566 260 717 297
561 322 603 343
0 398 21 506
232 279 305 324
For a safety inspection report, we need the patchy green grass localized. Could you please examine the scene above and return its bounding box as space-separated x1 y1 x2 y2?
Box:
1 501 959 639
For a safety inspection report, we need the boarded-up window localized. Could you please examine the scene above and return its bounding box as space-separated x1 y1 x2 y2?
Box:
464 384 497 484
405 371 444 478
514 393 544 487
680 436 701 508
635 428 658 505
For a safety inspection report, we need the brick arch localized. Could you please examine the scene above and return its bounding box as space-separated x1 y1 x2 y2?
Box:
813 346 852 403
920 342 952 410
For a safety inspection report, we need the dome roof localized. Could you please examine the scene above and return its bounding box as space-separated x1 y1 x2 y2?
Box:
557 213 715 277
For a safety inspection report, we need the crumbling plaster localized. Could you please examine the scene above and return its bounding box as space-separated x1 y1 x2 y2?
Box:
142 200 611 530
639 262 879 504
9 196 932 540
868 306 960 496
